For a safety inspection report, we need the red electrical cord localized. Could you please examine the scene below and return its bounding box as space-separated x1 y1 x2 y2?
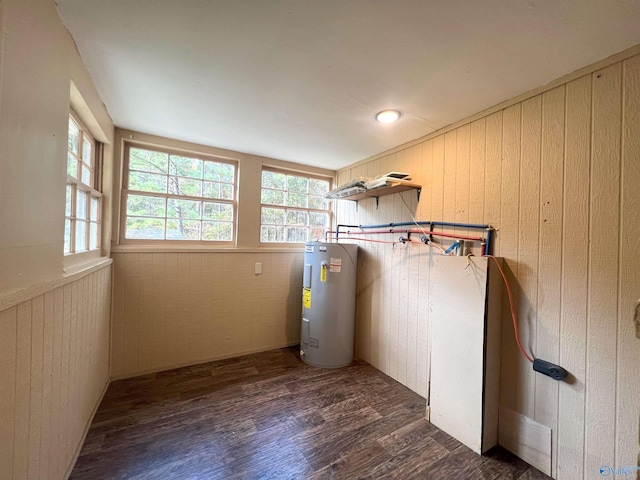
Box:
484 255 534 363
330 236 398 245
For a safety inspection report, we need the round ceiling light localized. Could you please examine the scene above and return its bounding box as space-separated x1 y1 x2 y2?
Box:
375 109 401 123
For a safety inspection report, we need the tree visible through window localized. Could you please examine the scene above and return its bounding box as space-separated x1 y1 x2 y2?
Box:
122 144 236 243
260 169 331 243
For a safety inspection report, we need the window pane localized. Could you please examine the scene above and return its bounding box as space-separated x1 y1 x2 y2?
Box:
287 192 307 208
308 195 327 210
90 196 99 221
204 161 234 182
309 178 330 195
261 171 286 190
82 138 92 166
75 221 87 252
286 227 308 243
129 148 169 174
90 223 99 250
64 220 71 254
261 225 285 242
261 189 284 206
76 190 87 219
167 198 201 219
203 181 221 199
168 176 202 197
166 219 200 240
261 207 285 225
203 202 233 221
310 212 328 227
286 210 307 226
66 185 73 216
287 175 308 193
127 194 166 217
67 153 78 178
220 184 233 200
169 155 203 179
129 171 167 193
81 162 91 185
126 217 165 239
202 221 232 241
181 220 201 240
68 118 79 154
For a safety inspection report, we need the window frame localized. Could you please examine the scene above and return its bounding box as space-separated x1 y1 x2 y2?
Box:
65 111 102 261
259 166 333 245
120 141 238 246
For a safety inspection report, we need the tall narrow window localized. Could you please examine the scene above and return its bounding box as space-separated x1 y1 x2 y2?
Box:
260 168 331 243
65 113 101 254
121 143 237 243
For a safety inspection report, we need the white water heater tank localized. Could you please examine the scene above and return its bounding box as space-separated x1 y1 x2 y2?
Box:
300 242 358 368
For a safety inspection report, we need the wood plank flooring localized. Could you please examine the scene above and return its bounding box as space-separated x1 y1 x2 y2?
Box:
71 347 550 479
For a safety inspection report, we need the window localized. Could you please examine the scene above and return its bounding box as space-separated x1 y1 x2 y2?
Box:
122 143 237 243
260 168 331 243
65 113 101 254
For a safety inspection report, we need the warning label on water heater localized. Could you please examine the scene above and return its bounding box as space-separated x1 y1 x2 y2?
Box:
330 257 342 273
303 288 311 309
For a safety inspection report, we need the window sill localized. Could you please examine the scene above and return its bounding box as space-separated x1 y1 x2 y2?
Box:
110 245 305 254
63 256 113 277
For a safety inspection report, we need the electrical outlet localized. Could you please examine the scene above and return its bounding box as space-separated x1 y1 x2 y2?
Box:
255 262 262 275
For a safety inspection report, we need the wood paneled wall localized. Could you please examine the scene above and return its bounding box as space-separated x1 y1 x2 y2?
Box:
0 264 112 480
110 251 304 378
335 54 640 478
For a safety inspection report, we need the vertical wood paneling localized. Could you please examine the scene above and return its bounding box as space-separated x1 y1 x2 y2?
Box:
111 255 125 376
616 54 640 471
28 295 43 479
14 302 31 479
443 131 457 226
514 95 542 418
468 118 486 224
498 104 521 416
335 53 639 480
51 287 63 479
111 252 307 378
484 111 503 254
0 307 17 480
536 85 565 478
557 74 591 479
455 124 471 234
0 267 112 480
61 284 72 466
137 253 153 372
585 63 622 475
431 136 445 225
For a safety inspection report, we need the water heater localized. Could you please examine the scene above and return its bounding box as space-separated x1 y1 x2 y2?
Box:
300 242 358 368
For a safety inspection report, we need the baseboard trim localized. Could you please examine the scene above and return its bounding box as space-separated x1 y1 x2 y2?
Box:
63 378 110 479
110 342 300 381
498 405 552 477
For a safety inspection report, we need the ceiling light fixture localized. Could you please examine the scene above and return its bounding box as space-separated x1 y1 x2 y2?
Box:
375 109 401 123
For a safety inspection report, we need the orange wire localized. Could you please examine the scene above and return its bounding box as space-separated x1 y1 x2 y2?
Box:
484 255 534 363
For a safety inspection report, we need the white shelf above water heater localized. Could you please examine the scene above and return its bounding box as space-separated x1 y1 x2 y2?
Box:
429 255 503 454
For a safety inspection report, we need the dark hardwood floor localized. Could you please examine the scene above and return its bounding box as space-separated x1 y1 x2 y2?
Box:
71 347 550 479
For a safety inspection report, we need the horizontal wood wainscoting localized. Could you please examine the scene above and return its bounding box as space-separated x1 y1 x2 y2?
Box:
110 251 304 379
0 262 112 480
335 53 640 478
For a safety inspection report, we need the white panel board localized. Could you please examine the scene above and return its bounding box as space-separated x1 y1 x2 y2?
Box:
429 256 501 454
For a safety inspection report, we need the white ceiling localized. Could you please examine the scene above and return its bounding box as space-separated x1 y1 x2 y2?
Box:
56 0 640 170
